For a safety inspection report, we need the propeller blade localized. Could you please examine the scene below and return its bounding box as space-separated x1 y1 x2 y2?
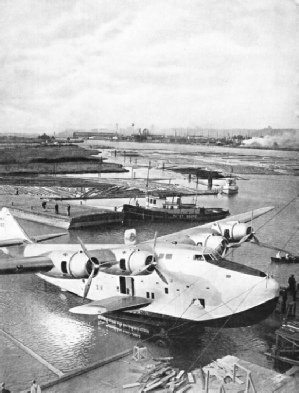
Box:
154 267 168 285
250 234 260 245
98 259 119 268
131 262 156 276
213 222 222 235
226 234 250 248
77 236 94 261
153 231 158 250
83 267 96 302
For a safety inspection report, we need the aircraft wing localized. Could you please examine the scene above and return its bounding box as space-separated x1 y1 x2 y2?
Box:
157 206 274 243
0 256 54 274
69 295 151 315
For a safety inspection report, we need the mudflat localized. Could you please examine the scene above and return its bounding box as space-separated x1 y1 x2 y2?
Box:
0 145 127 175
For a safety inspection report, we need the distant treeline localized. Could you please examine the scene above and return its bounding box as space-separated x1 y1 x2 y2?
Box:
30 157 100 164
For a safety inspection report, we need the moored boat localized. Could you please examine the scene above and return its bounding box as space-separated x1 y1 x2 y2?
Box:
221 178 239 194
123 193 229 221
271 256 299 263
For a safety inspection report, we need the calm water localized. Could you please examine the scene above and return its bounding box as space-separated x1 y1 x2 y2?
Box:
0 144 298 391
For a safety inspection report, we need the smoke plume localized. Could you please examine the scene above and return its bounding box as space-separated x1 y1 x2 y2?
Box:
242 132 299 148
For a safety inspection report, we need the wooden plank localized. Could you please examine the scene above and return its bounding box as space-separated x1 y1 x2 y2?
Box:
0 328 64 377
285 366 299 376
265 352 299 366
153 357 173 361
177 384 191 393
176 370 185 380
187 373 195 383
143 380 164 392
122 382 141 389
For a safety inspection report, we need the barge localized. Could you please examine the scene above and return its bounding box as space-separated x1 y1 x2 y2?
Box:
123 193 229 221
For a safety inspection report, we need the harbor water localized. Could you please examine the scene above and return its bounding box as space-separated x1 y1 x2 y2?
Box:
0 144 298 391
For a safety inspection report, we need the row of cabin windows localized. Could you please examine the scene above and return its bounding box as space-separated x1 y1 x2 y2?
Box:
158 253 173 260
158 253 213 261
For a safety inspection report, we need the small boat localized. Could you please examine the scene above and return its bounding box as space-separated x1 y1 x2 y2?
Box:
271 256 299 263
221 178 239 194
123 194 229 221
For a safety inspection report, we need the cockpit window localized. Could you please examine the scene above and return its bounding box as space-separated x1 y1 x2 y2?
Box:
203 254 213 261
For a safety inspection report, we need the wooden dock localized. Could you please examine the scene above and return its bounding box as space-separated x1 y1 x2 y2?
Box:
22 352 297 393
0 194 124 229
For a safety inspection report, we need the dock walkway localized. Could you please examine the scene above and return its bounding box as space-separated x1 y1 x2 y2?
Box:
0 194 124 229
20 352 298 393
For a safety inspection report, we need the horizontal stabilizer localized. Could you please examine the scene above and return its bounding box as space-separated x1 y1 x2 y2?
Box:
0 256 54 275
31 232 68 243
69 295 151 315
0 238 29 247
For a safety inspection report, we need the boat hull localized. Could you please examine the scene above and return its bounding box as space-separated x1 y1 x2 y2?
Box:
271 256 299 264
99 296 279 340
122 204 229 221
221 187 239 194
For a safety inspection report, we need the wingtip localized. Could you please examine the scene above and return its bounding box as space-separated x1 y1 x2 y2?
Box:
69 305 99 315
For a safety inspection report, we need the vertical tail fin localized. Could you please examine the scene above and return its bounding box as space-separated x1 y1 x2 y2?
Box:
0 207 31 244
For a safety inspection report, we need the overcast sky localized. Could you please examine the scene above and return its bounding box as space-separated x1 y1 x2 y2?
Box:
0 0 298 133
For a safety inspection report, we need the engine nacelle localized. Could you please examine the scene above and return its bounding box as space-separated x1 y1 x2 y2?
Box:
69 252 94 278
49 247 155 278
212 221 251 242
188 233 228 255
127 250 155 275
50 249 117 279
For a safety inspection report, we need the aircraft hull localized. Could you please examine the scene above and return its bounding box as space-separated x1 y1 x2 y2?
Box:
194 296 278 328
98 296 279 341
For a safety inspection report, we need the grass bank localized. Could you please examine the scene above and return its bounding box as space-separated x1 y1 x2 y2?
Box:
0 145 128 175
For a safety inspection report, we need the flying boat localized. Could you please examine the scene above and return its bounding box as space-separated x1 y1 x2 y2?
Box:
0 206 280 339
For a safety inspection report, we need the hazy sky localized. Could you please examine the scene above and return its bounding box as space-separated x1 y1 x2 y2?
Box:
1 0 298 132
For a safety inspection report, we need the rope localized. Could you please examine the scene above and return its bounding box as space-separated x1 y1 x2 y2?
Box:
283 228 298 250
225 195 298 259
186 277 263 372
256 195 298 232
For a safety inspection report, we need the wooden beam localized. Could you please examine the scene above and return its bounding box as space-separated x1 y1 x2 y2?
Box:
264 352 299 366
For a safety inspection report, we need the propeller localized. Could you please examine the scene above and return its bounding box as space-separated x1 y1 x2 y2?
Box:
131 259 168 284
226 212 260 251
131 231 168 284
77 237 99 302
152 231 168 285
247 210 260 244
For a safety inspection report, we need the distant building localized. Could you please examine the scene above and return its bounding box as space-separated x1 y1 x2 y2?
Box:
73 131 119 140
